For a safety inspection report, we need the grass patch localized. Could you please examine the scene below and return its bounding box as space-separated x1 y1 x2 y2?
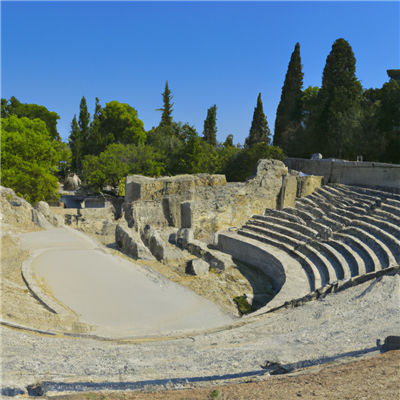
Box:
233 295 252 315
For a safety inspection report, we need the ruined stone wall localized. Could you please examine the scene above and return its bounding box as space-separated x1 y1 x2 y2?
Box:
284 158 400 192
124 159 323 240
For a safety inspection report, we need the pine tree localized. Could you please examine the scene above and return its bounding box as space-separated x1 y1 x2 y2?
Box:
273 42 304 152
309 38 363 158
68 115 82 173
202 104 218 146
245 93 271 148
157 81 174 127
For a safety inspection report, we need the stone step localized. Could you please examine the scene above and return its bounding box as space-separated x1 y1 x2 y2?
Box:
333 232 381 273
283 207 316 222
314 187 359 208
323 239 365 276
331 210 400 241
387 198 400 208
350 220 400 264
264 209 307 225
237 228 322 290
307 192 340 214
372 209 400 226
251 215 319 239
244 222 308 247
325 185 378 207
307 220 333 240
294 201 325 219
313 186 357 208
325 212 353 226
332 185 400 202
239 227 334 286
308 241 351 280
343 226 395 269
381 203 400 218
318 215 346 232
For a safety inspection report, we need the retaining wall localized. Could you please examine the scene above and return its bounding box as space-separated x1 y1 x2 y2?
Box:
284 158 400 193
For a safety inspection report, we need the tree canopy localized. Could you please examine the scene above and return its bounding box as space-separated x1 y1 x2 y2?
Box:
1 116 67 204
1 96 61 141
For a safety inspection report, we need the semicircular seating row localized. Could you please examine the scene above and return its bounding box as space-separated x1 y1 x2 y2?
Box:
238 184 400 292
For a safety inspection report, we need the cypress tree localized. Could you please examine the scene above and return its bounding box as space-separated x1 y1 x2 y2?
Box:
78 96 90 145
68 115 82 173
310 38 363 158
202 104 218 146
273 42 304 152
157 81 174 127
87 97 103 155
245 93 271 148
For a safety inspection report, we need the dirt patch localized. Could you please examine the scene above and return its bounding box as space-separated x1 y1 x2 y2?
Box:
43 350 400 400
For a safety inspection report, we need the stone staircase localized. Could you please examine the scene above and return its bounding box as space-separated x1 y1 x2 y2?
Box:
237 184 400 292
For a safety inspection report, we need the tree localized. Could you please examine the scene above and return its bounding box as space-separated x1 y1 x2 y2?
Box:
308 38 363 158
203 105 218 146
1 116 66 204
78 96 90 154
245 93 271 148
81 143 165 192
93 101 146 154
273 42 304 152
1 96 61 140
224 143 284 182
86 97 104 155
157 80 174 128
68 115 83 173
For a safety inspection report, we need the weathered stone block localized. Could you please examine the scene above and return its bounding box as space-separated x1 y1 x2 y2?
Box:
186 259 209 275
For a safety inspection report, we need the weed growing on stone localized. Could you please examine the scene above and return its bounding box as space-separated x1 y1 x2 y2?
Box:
233 295 252 315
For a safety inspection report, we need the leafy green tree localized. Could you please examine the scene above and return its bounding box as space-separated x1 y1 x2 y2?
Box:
1 116 66 204
81 143 164 192
224 143 284 182
68 115 83 173
274 42 304 152
307 38 363 158
203 104 218 146
1 96 61 140
157 80 174 128
245 93 271 148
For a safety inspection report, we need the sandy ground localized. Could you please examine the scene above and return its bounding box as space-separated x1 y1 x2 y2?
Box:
19 227 235 337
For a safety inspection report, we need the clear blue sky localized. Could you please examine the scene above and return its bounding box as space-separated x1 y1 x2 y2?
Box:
2 1 399 145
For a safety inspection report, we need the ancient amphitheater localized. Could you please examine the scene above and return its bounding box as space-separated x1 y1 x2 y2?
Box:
1 158 399 398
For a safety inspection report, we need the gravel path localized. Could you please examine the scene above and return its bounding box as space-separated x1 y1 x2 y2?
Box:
2 271 399 395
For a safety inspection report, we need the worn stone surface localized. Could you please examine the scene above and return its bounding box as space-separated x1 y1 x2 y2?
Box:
296 175 324 198
186 258 210 276
115 223 155 261
34 201 64 228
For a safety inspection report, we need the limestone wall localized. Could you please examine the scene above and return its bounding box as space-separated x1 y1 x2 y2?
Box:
284 158 400 192
124 159 323 239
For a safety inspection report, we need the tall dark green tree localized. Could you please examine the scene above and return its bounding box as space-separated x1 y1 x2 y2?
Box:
245 93 271 148
202 104 218 146
273 42 304 152
86 97 103 155
157 80 174 128
308 38 363 158
68 115 82 173
78 96 90 154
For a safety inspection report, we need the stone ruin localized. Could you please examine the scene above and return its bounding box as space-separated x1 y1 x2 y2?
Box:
122 159 323 241
118 158 400 315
